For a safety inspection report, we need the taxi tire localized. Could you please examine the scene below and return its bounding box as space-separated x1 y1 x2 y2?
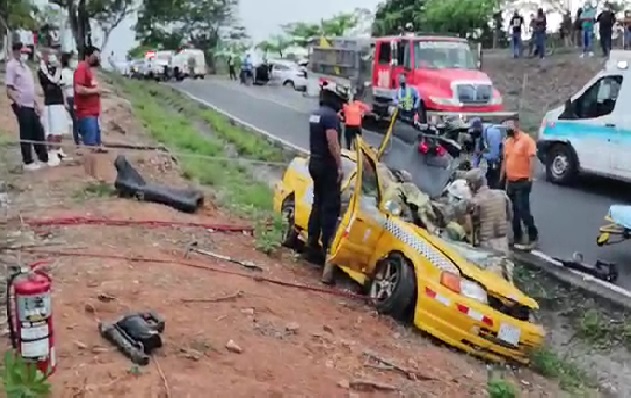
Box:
545 144 577 184
281 197 299 249
371 253 416 321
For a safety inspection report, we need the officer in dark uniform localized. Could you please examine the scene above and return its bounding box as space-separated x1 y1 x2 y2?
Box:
306 82 344 284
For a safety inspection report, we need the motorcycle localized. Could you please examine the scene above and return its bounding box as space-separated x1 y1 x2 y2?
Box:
415 122 463 166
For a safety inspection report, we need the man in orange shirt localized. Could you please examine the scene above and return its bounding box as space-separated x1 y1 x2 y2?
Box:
500 115 539 250
340 98 370 149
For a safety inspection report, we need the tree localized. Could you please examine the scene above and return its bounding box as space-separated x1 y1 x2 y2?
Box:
320 13 358 36
48 0 134 58
281 22 320 46
1 0 37 34
373 0 497 39
372 0 426 36
135 0 242 50
423 0 495 38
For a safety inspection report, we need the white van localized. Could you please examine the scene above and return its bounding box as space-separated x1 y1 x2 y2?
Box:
172 48 206 80
537 51 630 184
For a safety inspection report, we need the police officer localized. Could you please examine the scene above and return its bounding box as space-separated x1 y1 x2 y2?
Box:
390 75 425 144
306 83 344 284
471 119 503 190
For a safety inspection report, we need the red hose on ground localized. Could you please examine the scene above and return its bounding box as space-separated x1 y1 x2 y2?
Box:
23 249 367 301
19 216 253 233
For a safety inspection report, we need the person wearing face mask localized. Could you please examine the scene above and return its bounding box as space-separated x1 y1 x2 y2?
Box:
74 46 108 151
306 82 343 284
390 74 424 144
500 115 538 250
60 53 79 146
6 42 49 170
38 51 68 165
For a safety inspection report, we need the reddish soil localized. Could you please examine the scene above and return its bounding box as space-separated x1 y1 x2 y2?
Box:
0 80 571 397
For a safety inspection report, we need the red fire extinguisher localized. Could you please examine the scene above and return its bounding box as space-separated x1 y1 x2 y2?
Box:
6 261 56 376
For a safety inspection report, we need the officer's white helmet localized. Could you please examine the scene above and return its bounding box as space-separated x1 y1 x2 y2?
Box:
446 179 472 202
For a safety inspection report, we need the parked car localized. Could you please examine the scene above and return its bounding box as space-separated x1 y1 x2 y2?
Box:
272 127 545 364
269 60 307 91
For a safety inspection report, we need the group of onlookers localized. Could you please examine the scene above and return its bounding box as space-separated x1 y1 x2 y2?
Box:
509 1 618 59
6 42 106 171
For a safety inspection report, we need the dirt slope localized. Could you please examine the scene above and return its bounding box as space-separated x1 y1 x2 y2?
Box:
483 54 605 131
0 76 578 397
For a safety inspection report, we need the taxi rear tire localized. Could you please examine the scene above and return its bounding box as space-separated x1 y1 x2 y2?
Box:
545 144 577 184
369 253 416 321
280 197 299 249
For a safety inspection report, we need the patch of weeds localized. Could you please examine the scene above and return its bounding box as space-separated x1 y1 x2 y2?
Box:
575 308 631 349
0 133 12 148
1 349 51 397
530 348 594 392
73 181 114 201
254 215 285 255
487 378 517 398
113 77 284 254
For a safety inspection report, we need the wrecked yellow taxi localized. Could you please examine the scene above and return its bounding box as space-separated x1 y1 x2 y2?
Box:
272 129 544 364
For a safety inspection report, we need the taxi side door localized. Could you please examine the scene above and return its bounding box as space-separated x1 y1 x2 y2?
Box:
329 139 386 272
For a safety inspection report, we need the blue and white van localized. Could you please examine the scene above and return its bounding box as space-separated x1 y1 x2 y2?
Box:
537 51 631 184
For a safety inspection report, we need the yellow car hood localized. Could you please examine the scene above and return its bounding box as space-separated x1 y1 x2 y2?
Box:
409 224 539 309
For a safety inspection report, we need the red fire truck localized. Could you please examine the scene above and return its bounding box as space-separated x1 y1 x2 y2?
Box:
309 33 516 123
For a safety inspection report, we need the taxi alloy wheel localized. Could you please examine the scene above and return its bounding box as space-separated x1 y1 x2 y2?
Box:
280 198 299 249
369 253 416 321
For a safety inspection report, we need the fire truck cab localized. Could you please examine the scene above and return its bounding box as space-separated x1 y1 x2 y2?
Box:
310 34 514 122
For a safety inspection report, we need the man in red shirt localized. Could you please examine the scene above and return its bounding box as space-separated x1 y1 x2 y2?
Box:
74 46 107 149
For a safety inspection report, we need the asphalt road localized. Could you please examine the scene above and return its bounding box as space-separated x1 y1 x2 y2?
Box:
172 77 631 289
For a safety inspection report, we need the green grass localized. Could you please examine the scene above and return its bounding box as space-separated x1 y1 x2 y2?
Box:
530 348 595 394
487 378 517 398
111 77 284 252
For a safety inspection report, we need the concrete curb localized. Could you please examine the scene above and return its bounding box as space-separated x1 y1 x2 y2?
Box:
168 83 631 312
515 251 631 310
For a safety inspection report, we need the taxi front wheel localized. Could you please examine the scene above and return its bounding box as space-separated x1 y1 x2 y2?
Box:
280 197 299 249
369 253 416 321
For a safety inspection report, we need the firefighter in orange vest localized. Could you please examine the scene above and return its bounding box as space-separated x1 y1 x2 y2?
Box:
339 96 370 149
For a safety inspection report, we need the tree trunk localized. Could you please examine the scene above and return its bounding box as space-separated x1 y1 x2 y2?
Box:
73 0 89 59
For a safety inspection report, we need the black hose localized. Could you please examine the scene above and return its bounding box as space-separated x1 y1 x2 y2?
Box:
6 273 17 349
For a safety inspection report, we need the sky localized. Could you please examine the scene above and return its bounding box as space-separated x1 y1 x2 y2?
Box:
105 0 382 59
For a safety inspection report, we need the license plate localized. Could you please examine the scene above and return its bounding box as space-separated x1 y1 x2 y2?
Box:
498 323 521 346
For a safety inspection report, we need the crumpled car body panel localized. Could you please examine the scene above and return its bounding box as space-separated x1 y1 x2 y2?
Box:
273 151 544 364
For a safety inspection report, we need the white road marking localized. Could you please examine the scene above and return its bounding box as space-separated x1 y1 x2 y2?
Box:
176 86 631 298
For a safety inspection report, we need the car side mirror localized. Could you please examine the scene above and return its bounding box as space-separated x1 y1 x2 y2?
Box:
564 98 572 112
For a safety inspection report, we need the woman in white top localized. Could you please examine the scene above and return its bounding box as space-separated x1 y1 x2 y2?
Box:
60 53 79 145
38 51 68 165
